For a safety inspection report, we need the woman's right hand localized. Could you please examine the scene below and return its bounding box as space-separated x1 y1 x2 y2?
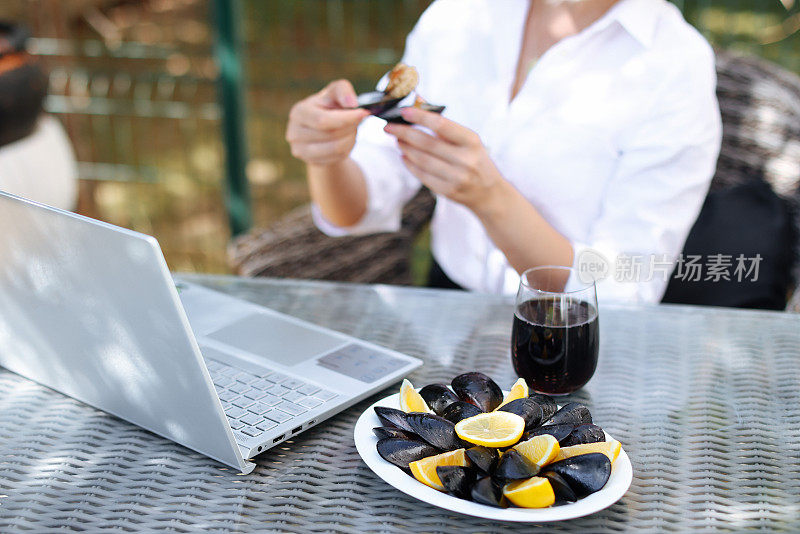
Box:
285 80 370 166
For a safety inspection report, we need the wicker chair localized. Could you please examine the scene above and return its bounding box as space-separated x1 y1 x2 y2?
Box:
229 50 800 310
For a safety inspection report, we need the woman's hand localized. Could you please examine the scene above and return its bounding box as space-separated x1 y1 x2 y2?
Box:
384 107 507 218
286 80 369 166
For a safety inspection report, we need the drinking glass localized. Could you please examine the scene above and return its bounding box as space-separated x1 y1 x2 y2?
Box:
510 266 599 395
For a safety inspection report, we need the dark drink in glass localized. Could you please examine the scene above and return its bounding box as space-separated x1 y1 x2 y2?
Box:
511 266 599 395
512 298 599 395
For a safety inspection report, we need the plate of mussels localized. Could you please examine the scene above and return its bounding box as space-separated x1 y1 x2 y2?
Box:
353 372 632 522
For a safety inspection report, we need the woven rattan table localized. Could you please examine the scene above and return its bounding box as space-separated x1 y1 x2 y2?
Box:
1 275 799 532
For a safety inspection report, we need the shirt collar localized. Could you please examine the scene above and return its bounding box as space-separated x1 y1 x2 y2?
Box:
601 0 660 48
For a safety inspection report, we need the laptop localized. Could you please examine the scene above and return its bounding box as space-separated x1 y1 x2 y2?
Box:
0 190 422 473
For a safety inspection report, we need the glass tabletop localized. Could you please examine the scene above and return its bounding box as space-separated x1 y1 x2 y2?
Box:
0 274 798 532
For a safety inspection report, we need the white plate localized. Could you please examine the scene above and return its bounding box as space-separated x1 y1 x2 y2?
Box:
354 392 633 522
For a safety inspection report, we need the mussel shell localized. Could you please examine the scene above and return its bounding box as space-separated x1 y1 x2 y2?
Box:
524 424 574 444
498 398 544 430
419 384 460 416
374 406 414 432
540 471 577 504
376 438 440 469
436 465 475 498
470 476 507 508
528 393 558 420
451 372 503 412
372 426 419 441
441 401 483 424
544 452 611 498
356 91 403 115
406 412 467 451
495 449 540 480
561 424 606 447
544 402 592 426
465 446 499 475
377 103 446 124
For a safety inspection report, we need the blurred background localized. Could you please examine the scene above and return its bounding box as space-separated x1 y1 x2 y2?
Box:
1 0 798 275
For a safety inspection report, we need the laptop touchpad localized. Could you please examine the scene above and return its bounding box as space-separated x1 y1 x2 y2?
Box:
206 313 344 365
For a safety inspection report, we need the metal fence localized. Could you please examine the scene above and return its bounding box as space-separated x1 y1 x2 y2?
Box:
1 0 798 273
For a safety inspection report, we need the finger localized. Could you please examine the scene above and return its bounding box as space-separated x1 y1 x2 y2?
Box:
287 123 358 144
401 154 452 195
397 140 461 183
385 123 462 166
321 79 359 108
291 137 353 163
400 107 478 146
293 103 368 131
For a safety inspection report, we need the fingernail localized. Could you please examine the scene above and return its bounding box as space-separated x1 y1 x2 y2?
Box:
384 124 394 134
346 95 358 107
400 107 414 120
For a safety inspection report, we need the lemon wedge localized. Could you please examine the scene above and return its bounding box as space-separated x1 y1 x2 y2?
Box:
409 448 467 491
514 434 560 467
495 378 529 410
454 412 525 448
503 477 555 508
399 379 431 413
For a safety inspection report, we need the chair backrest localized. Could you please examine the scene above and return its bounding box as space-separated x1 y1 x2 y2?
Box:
710 50 800 307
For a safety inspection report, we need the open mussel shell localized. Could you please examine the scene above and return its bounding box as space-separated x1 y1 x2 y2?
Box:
419 384 460 416
544 402 592 426
528 393 558 421
544 453 611 498
374 406 414 432
541 471 577 504
524 423 574 444
436 465 476 498
495 449 540 480
470 476 508 508
465 446 499 475
356 91 403 115
441 401 483 424
452 372 503 412
377 103 446 124
406 412 467 451
498 398 544 430
561 424 606 447
372 426 419 441
376 438 440 469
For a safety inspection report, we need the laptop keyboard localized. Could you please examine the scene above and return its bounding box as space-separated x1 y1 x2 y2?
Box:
204 359 339 445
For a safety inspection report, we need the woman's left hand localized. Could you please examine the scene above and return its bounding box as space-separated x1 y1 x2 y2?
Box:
383 107 506 217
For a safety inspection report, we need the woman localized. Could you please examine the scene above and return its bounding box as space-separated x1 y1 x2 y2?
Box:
285 0 721 302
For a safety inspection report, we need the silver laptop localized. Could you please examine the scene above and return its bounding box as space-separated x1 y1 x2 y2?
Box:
0 190 422 473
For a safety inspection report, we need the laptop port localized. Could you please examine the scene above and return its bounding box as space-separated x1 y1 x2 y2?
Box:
273 435 284 443
307 420 316 426
292 426 303 434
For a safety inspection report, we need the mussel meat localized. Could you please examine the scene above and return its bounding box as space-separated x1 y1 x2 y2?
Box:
495 449 540 480
441 401 483 424
470 476 507 508
498 398 544 430
541 471 577 504
465 446 499 475
374 406 415 432
376 438 440 469
524 424 574 444
543 453 611 498
561 424 606 447
356 62 418 115
372 426 419 441
419 383 460 416
451 372 503 412
528 393 558 421
436 465 475 498
406 412 467 451
544 402 592 426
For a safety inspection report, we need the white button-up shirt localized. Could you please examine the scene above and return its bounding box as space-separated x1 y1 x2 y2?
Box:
313 0 722 303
